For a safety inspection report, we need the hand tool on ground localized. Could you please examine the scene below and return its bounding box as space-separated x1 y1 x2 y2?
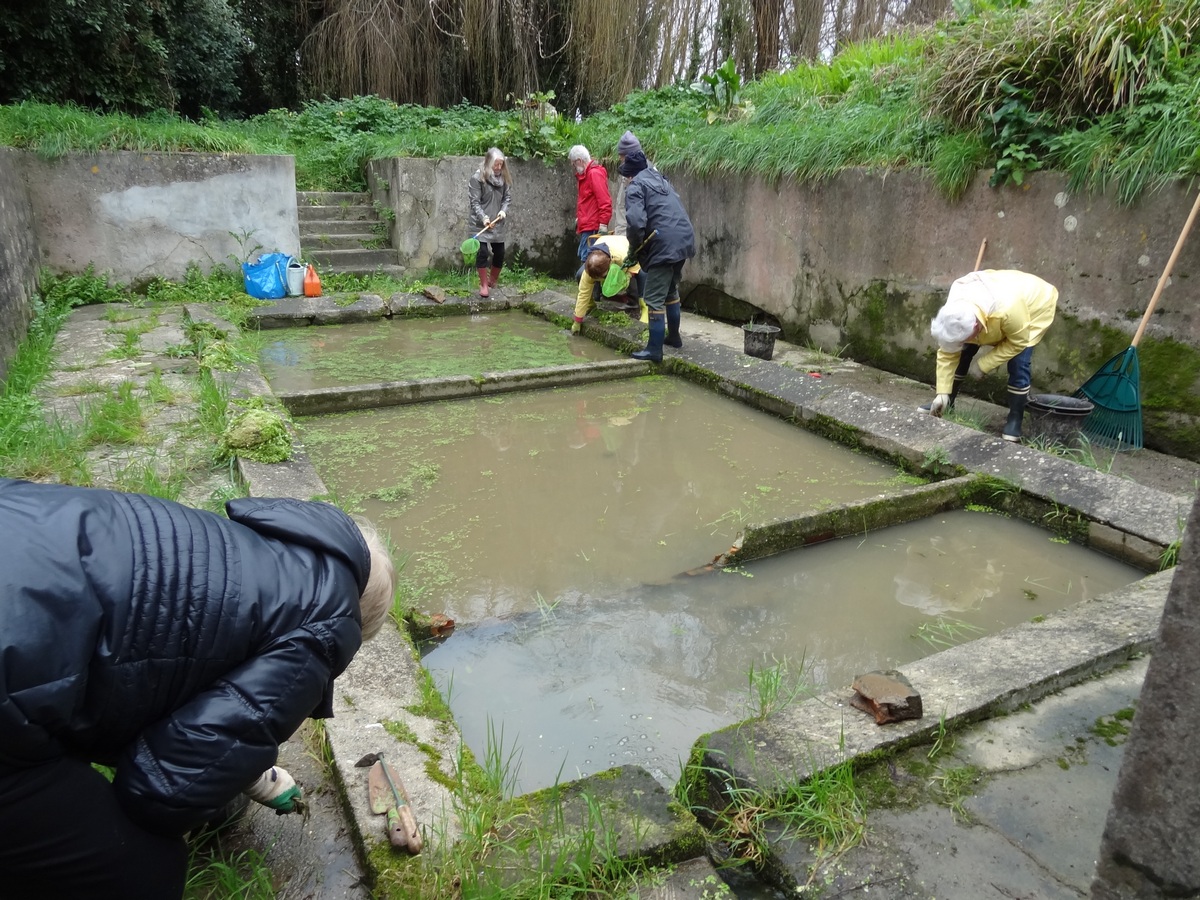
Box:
368 757 423 854
1075 189 1200 450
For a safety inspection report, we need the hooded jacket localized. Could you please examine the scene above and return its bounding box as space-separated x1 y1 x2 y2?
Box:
623 163 696 268
574 160 612 233
0 479 370 836
934 270 1058 394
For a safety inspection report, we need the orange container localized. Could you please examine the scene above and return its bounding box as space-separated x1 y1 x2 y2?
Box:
303 264 322 297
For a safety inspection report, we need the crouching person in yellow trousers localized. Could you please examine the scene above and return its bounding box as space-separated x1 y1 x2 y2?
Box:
571 234 647 334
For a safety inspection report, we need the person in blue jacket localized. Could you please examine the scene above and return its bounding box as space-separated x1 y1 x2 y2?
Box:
619 134 696 362
0 478 396 900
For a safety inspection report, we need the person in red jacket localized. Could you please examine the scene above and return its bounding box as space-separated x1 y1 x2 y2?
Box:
569 144 613 278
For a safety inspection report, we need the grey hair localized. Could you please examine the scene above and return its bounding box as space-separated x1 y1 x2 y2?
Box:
568 145 591 164
483 147 512 186
930 302 979 351
352 516 396 640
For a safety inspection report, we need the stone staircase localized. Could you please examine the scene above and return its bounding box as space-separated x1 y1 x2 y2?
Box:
296 191 405 279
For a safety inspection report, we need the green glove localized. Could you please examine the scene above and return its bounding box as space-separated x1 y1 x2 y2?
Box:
244 766 305 815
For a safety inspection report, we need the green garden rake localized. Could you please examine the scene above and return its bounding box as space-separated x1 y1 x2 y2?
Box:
1076 189 1200 450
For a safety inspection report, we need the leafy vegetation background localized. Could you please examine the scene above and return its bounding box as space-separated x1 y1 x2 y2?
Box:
0 0 1196 203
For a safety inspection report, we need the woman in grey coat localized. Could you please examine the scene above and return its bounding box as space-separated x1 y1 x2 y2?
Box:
468 147 513 296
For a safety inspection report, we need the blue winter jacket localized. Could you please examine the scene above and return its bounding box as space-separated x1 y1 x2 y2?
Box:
0 479 370 835
624 166 696 267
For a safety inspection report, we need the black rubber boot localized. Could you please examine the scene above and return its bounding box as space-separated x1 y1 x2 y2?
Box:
1002 389 1029 442
632 313 665 362
664 301 682 348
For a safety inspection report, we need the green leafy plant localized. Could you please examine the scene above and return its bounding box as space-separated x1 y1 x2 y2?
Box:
691 58 752 123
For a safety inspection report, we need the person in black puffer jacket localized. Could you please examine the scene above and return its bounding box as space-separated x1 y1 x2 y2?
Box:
0 478 396 900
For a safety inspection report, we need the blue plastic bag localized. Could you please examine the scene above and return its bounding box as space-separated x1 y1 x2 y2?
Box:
242 252 291 299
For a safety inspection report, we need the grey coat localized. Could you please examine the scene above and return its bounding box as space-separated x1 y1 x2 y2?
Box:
468 170 512 241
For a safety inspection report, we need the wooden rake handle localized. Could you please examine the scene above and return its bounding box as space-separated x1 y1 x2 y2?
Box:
1132 189 1200 347
974 238 987 271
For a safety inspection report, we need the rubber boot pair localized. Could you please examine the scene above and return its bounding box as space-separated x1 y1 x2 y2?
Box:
664 300 682 349
477 267 490 298
632 311 666 362
1002 388 1029 442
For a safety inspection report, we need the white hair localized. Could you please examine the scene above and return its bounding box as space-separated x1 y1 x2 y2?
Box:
930 301 979 352
352 517 396 640
568 145 591 164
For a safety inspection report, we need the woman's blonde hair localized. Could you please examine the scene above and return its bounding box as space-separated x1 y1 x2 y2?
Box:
483 147 513 186
353 517 396 640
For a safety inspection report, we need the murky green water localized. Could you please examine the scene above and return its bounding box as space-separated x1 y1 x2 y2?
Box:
298 377 1141 794
258 313 621 391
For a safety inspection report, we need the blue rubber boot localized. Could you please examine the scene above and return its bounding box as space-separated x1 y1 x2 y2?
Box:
632 313 665 362
664 301 682 348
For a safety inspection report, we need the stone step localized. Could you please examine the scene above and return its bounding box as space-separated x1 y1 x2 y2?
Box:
297 191 371 207
298 204 376 223
308 248 401 271
299 220 380 236
301 233 380 251
320 262 408 280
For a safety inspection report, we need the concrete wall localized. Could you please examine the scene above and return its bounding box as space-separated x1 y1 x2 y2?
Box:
368 156 580 276
13 150 299 285
0 149 41 383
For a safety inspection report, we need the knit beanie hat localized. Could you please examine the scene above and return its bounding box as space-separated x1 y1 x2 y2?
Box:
616 131 642 157
618 150 648 178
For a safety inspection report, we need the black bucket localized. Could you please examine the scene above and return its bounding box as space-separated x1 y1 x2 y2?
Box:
743 324 780 360
1027 394 1094 446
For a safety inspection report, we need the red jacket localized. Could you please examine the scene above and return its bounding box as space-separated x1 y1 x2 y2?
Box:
575 161 613 233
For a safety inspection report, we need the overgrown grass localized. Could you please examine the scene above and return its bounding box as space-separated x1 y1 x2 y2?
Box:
1 0 1195 203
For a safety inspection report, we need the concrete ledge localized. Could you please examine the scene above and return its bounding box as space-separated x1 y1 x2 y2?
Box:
249 293 390 328
276 360 652 415
693 568 1172 805
738 477 974 562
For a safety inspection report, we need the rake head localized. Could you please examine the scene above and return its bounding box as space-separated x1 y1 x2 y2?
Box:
1075 347 1143 450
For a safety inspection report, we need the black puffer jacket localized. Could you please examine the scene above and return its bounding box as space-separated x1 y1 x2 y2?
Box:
0 479 370 835
624 165 696 267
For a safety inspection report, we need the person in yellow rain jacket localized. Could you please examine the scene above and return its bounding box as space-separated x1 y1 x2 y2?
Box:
570 234 647 334
924 269 1058 442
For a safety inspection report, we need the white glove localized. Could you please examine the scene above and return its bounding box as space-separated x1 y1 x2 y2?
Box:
496 210 506 220
929 394 951 418
598 223 609 235
244 766 304 814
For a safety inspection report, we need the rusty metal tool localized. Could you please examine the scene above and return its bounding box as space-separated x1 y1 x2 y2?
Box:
368 757 423 854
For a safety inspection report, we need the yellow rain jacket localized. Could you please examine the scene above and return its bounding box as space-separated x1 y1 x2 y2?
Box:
574 235 641 320
935 270 1058 394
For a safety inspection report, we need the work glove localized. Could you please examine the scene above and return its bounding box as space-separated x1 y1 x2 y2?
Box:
571 318 583 335
496 210 506 221
244 766 305 815
598 223 608 235
928 394 951 418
